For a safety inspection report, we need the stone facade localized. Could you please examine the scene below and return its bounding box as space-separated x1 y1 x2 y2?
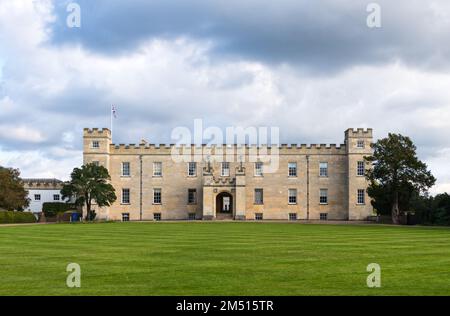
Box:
83 128 373 221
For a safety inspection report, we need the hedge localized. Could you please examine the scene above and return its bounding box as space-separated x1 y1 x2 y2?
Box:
0 211 36 224
42 202 76 217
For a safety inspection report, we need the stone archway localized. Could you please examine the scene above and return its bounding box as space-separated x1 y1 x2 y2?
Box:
215 191 233 215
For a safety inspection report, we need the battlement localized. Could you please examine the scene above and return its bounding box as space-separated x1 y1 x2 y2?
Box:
345 128 373 138
83 128 111 137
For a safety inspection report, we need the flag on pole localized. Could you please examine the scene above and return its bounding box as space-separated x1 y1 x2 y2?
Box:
111 105 117 118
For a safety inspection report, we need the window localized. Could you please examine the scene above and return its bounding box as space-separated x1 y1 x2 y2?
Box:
288 189 297 204
92 161 100 166
357 189 365 204
188 162 197 176
357 161 365 176
319 189 328 204
255 213 263 220
153 188 162 204
122 188 130 204
122 162 130 176
34 194 41 201
319 162 328 177
92 140 100 148
53 194 60 201
254 189 264 205
288 162 297 177
153 213 161 221
188 189 197 204
357 139 365 148
188 213 196 220
153 162 162 177
221 162 230 176
289 213 297 221
255 162 263 176
320 213 328 221
122 213 130 222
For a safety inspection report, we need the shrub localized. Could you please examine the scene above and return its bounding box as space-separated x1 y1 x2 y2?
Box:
0 211 36 224
42 202 75 217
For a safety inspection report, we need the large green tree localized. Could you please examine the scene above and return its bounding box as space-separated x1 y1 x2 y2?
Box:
365 133 435 224
0 166 29 211
61 163 116 221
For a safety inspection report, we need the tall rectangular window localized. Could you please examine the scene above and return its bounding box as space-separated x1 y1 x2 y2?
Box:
255 162 263 176
221 162 230 176
153 188 162 204
122 162 130 176
357 139 365 148
122 188 130 204
188 189 197 204
254 189 264 204
92 140 99 148
357 161 365 176
319 162 328 177
153 162 162 177
357 189 365 204
319 189 328 204
288 189 297 204
288 162 297 177
188 162 196 176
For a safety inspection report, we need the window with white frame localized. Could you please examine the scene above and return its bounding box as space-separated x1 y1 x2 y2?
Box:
122 188 130 204
34 194 41 201
153 213 161 221
357 161 365 176
255 162 263 176
288 189 297 204
288 162 297 177
188 189 197 204
53 194 60 201
319 162 328 177
122 162 130 176
188 162 196 176
357 139 365 148
221 162 230 176
289 213 297 221
153 162 162 177
122 213 130 222
320 213 328 220
153 188 162 204
357 189 365 204
319 189 328 204
254 189 264 204
255 213 263 220
92 140 100 148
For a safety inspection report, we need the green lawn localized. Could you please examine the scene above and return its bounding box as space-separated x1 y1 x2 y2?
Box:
0 222 450 296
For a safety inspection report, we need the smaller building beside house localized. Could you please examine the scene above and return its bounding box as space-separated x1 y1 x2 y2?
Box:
22 178 68 215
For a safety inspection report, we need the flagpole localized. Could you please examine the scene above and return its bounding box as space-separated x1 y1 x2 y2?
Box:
110 105 113 142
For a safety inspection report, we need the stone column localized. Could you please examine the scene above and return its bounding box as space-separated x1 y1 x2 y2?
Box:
235 166 246 220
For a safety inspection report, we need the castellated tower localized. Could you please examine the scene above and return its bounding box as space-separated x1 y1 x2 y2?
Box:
345 128 373 220
83 128 112 169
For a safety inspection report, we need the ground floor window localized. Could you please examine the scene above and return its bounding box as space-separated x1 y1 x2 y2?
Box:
288 189 297 204
153 213 161 221
122 213 130 222
357 189 365 204
320 213 328 221
289 213 297 221
153 188 162 204
53 194 60 201
188 213 196 220
255 213 263 220
34 194 41 201
254 189 264 204
319 189 328 204
188 189 197 204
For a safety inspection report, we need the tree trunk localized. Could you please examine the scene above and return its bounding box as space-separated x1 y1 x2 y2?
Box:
391 191 400 224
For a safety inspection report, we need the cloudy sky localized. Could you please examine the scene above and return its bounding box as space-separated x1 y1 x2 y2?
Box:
0 0 449 193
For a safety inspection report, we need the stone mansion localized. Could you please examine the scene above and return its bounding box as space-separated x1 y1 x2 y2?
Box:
83 128 373 221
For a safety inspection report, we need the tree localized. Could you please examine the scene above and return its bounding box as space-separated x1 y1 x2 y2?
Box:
0 166 29 211
365 133 435 224
61 163 116 221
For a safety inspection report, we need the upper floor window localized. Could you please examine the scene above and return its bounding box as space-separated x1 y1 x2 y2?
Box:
92 140 100 148
288 162 297 177
122 162 130 176
188 189 197 204
53 194 60 201
153 162 162 177
188 162 197 176
34 194 41 201
221 162 230 177
357 189 365 204
320 189 328 204
254 188 264 205
357 139 365 148
357 161 365 176
288 189 297 204
255 162 263 176
153 188 162 204
92 161 100 167
319 162 328 177
122 188 130 204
